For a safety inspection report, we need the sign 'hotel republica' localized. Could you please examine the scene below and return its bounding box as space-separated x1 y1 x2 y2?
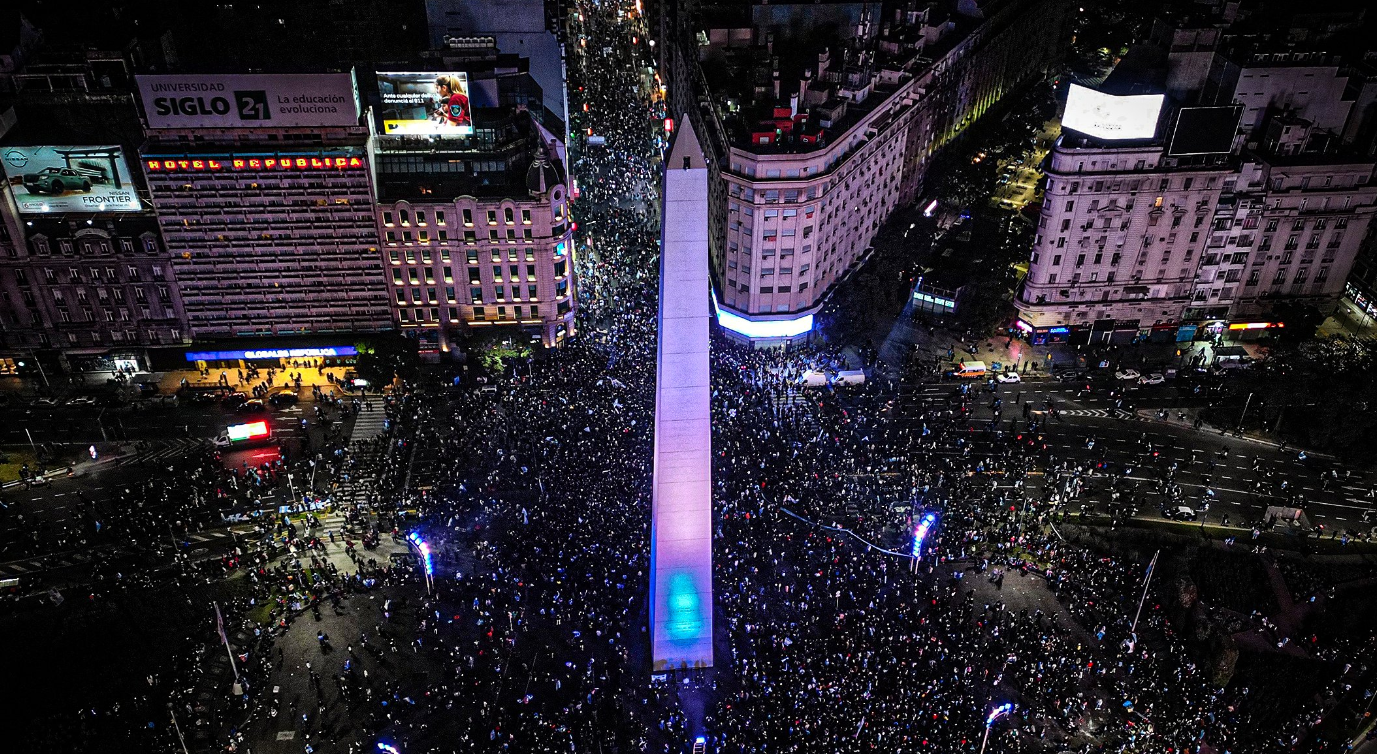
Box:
135 73 361 130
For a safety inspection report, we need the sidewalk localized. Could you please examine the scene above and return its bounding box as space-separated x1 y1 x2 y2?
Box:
3 364 362 401
878 306 1194 376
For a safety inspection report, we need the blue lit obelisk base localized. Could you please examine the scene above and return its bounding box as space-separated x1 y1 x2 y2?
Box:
649 115 714 671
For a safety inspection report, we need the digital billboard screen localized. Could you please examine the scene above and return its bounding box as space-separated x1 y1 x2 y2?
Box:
136 73 360 129
1168 106 1242 155
2 146 143 214
376 72 473 136
1062 84 1164 141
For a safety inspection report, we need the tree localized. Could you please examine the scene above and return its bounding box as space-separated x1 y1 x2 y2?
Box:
1267 301 1325 345
463 329 532 374
1214 336 1377 458
957 280 1010 336
353 334 419 388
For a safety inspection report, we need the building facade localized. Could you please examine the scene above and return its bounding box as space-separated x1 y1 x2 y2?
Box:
0 213 188 373
136 72 394 340
1017 140 1377 340
0 50 190 376
372 111 576 350
1015 20 1377 342
672 0 1073 338
141 147 391 339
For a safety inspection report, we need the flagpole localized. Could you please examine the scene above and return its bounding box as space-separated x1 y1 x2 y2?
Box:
1131 550 1160 635
215 602 243 695
169 706 192 754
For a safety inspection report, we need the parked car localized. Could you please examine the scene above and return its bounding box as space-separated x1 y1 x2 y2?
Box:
1138 373 1166 385
221 392 248 408
1114 369 1141 381
30 397 60 407
268 391 300 407
996 372 1021 383
66 395 98 406
1163 505 1197 521
235 399 267 413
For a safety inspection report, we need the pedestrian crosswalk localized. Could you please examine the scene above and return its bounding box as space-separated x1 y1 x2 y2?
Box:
0 548 96 577
115 438 204 466
348 408 388 443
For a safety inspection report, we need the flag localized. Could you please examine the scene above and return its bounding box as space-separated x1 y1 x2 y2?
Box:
215 601 229 648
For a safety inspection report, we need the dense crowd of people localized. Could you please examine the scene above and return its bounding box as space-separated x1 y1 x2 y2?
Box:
6 1 1377 753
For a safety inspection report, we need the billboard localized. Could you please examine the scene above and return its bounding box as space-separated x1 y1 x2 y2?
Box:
148 154 365 174
1168 106 1242 156
376 72 473 136
137 73 360 129
2 146 142 214
1062 84 1164 141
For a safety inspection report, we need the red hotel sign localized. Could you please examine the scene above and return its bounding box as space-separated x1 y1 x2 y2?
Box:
145 156 364 172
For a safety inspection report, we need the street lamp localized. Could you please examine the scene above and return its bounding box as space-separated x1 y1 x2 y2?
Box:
407 532 434 594
910 512 937 572
980 703 1014 754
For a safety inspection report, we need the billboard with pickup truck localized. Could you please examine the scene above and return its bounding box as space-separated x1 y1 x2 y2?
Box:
2 146 143 213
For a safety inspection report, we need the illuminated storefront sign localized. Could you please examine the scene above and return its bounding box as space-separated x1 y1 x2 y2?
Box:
146 155 364 173
185 346 359 361
711 291 813 339
1227 322 1284 331
913 291 956 309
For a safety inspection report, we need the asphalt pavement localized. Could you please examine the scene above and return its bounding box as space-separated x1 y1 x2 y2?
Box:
879 374 1377 534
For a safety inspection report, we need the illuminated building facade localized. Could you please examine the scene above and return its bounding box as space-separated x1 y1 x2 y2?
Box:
0 47 189 376
1016 32 1377 343
137 72 393 339
372 111 576 350
669 0 1073 340
142 149 392 338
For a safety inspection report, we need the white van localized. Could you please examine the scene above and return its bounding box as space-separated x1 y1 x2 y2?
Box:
800 370 828 388
835 369 866 386
952 361 987 378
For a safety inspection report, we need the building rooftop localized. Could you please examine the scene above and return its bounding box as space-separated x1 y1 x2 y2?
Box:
698 0 979 154
373 109 565 201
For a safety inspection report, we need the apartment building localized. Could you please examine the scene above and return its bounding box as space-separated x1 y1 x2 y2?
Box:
373 111 576 350
0 50 190 377
671 0 1073 340
1014 25 1377 343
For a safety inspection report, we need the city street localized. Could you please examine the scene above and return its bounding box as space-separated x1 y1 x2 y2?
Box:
5 1 1377 754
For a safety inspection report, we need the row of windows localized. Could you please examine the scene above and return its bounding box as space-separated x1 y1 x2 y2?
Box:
392 265 540 286
5 298 171 322
14 265 163 286
383 207 536 227
397 304 540 324
394 283 542 305
3 328 180 347
385 227 543 245
26 236 159 257
388 247 545 266
726 280 811 295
